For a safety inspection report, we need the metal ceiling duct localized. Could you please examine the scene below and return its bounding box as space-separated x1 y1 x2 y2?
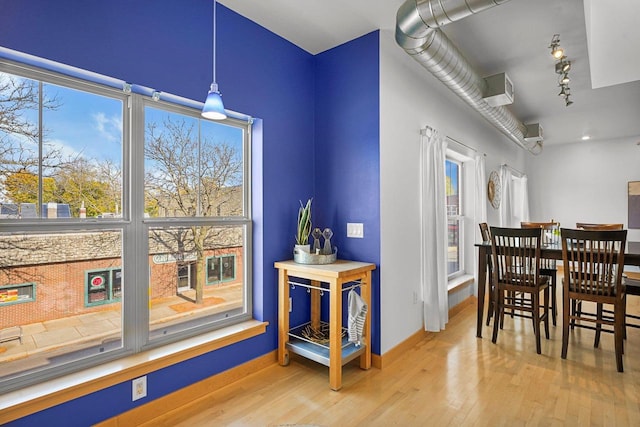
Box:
395 0 543 154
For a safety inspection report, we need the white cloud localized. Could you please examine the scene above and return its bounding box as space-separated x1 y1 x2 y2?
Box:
93 112 122 143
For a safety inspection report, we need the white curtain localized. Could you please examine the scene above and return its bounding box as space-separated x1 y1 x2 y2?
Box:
499 165 513 227
512 174 530 224
420 128 448 331
473 154 487 296
499 165 529 227
474 154 487 240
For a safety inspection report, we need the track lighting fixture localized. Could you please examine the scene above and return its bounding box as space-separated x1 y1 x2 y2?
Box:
550 34 574 107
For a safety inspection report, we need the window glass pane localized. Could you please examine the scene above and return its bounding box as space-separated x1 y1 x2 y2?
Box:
42 83 123 218
0 72 39 218
148 225 245 340
207 257 221 283
0 230 123 383
446 160 461 276
0 72 123 219
144 107 244 218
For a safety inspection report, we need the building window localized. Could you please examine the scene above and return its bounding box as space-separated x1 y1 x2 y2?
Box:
0 57 252 393
446 158 463 278
86 267 122 306
207 254 236 284
0 283 35 305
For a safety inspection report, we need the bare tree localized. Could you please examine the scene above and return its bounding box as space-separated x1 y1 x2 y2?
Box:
0 72 62 200
145 117 242 303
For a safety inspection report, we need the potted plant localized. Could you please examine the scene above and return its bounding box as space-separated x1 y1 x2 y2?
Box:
295 198 312 253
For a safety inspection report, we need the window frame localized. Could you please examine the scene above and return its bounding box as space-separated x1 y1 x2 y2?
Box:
206 254 237 285
0 283 36 306
85 267 122 307
0 57 254 393
445 157 464 280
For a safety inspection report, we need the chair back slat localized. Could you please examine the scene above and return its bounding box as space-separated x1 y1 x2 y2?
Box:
479 222 491 242
561 228 626 297
491 227 542 289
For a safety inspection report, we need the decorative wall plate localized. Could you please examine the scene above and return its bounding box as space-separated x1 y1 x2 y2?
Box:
488 170 501 209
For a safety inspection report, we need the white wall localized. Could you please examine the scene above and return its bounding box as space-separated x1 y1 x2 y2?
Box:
379 29 526 354
526 137 640 242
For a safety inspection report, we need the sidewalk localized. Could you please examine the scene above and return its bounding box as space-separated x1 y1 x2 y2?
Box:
0 284 242 366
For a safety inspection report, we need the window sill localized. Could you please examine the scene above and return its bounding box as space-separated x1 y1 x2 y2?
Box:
0 319 268 424
448 274 474 294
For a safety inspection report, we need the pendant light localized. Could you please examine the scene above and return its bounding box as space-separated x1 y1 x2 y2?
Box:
202 0 227 120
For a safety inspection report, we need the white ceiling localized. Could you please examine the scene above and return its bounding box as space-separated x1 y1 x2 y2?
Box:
219 0 640 146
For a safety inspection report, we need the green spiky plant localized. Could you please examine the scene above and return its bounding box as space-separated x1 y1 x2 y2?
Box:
296 198 312 245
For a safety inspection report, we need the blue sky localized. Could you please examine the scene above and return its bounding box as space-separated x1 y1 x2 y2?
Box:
44 83 123 164
3 73 243 169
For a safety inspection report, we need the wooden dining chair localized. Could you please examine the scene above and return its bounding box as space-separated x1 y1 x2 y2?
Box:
490 226 550 354
571 223 624 328
576 223 624 231
560 228 627 372
479 223 495 326
521 221 560 326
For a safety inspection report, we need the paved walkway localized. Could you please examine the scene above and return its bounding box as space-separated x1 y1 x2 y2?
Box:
0 284 242 367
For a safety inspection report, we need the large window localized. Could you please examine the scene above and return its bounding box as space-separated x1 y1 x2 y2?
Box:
0 59 252 392
446 158 463 278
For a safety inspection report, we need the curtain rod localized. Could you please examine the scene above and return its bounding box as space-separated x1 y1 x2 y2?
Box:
422 125 479 154
501 163 524 177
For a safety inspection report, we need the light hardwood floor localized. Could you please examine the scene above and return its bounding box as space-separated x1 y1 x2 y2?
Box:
144 293 640 426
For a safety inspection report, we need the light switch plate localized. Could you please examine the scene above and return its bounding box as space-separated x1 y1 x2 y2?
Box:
347 223 364 238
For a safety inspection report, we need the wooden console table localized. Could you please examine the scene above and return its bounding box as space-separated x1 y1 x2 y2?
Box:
274 259 375 391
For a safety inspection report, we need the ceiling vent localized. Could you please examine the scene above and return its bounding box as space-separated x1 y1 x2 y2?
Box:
395 0 542 154
524 123 543 142
483 73 514 107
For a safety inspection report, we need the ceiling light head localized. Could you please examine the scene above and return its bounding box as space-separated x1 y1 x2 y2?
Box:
565 98 573 107
202 83 227 120
551 46 564 59
555 60 571 74
581 135 591 141
549 34 564 58
558 85 568 98
560 73 570 84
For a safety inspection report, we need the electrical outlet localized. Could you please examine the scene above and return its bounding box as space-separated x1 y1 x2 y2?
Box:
132 376 147 401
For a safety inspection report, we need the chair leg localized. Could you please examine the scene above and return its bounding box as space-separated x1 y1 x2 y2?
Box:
562 295 570 359
532 291 541 354
615 301 624 372
492 289 503 344
595 303 603 348
551 274 557 326
623 293 628 340
543 286 550 339
486 282 496 327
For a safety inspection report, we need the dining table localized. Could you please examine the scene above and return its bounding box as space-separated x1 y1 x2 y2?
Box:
475 240 640 338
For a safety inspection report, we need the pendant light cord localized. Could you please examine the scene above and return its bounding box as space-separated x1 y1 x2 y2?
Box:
213 0 217 85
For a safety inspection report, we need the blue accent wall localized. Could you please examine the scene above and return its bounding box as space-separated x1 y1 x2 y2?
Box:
0 1 380 424
313 32 381 353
